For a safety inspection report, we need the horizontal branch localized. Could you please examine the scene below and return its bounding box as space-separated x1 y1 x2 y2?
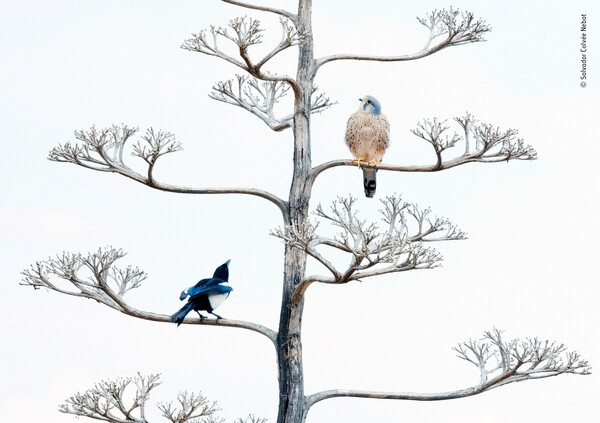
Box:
316 43 448 70
315 8 490 71
134 178 288 217
305 328 590 410
311 154 533 180
49 125 288 216
296 260 435 303
309 113 536 186
126 308 278 347
306 373 510 409
221 0 297 23
21 247 278 346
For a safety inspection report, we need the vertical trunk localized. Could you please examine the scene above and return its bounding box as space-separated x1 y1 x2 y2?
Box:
276 1 314 422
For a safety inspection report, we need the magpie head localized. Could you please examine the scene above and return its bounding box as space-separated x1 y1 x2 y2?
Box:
212 259 231 282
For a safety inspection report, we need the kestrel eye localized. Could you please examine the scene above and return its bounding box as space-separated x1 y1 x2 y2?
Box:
367 99 372 104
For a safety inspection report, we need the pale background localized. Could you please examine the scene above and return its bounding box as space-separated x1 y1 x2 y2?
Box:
1 1 599 422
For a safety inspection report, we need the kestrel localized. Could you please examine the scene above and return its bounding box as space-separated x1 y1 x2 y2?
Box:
345 95 390 198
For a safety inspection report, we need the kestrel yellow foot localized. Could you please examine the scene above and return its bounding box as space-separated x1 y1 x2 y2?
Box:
352 157 365 166
368 160 382 164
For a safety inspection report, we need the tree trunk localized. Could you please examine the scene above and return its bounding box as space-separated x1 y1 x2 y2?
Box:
276 245 308 423
276 1 314 422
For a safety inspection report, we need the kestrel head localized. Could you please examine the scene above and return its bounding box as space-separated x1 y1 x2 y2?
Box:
358 95 382 115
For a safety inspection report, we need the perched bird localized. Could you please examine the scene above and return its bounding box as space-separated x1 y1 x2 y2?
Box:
345 95 390 198
171 260 233 326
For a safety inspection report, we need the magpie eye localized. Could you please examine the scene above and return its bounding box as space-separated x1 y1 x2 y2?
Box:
367 99 372 104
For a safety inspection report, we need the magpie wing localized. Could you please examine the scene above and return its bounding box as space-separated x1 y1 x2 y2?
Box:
186 278 223 298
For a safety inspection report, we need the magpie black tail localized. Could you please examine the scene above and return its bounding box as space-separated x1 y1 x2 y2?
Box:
171 302 195 326
362 167 377 198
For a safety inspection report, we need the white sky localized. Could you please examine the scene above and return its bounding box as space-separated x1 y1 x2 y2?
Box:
1 0 599 422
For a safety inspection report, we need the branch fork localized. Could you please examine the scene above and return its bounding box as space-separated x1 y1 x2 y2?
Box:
309 113 537 184
21 247 278 345
61 372 267 423
271 194 465 300
182 15 302 99
305 328 590 408
49 125 287 214
315 8 491 69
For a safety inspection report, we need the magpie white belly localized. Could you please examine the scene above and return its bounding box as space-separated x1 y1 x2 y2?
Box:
208 292 230 310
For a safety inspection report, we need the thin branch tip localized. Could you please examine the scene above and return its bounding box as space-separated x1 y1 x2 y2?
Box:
310 112 536 182
50 123 287 214
274 194 463 295
316 7 490 69
22 247 278 345
306 328 589 409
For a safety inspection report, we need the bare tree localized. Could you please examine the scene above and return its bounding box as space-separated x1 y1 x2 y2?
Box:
22 2 589 423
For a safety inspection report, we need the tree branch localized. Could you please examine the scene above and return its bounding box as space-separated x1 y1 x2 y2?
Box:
21 247 278 346
270 194 464 301
256 17 303 69
49 125 288 215
315 8 491 70
181 16 301 99
158 390 220 423
209 76 335 132
220 0 297 23
305 328 590 410
60 373 161 423
210 74 293 131
309 113 536 185
61 373 264 423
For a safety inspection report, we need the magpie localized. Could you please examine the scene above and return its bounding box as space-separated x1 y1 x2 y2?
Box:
171 259 233 326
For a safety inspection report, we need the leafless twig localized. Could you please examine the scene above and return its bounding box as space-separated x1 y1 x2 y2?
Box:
21 247 278 345
158 391 221 423
309 113 536 184
182 16 301 98
305 328 591 409
49 125 287 214
132 128 182 183
453 328 592 387
60 373 161 422
60 373 265 423
210 76 334 131
271 194 464 298
411 114 536 167
21 247 144 311
411 118 461 169
315 8 490 69
210 75 291 131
